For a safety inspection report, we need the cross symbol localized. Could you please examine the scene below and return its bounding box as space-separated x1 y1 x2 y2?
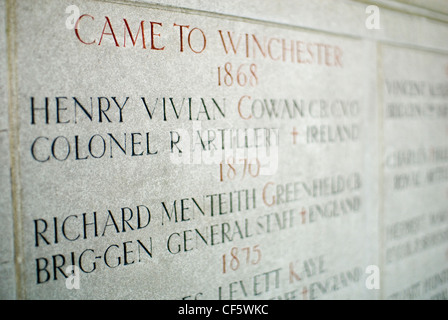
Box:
300 208 306 224
302 286 308 300
291 127 299 144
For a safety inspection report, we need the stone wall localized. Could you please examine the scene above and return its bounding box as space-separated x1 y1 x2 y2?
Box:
1 0 447 299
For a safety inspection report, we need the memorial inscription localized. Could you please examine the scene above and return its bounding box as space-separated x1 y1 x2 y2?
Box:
5 0 379 299
4 0 448 300
381 44 448 299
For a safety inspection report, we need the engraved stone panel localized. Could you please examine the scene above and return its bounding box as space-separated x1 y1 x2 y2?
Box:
3 0 448 301
381 45 448 300
12 0 378 299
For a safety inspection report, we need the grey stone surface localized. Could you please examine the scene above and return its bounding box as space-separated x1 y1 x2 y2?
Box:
124 0 448 50
0 0 16 300
11 0 379 299
1 0 447 300
381 45 448 299
395 0 448 15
